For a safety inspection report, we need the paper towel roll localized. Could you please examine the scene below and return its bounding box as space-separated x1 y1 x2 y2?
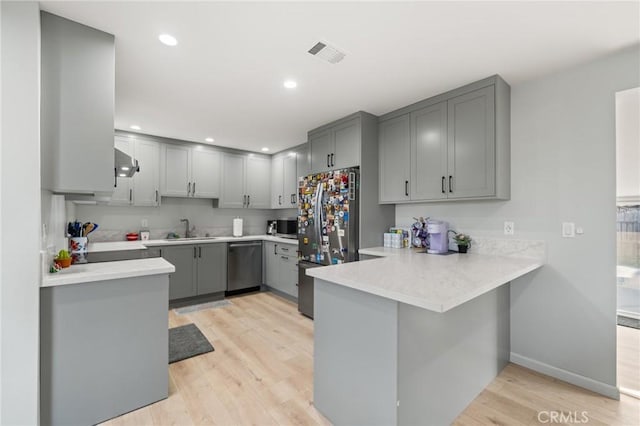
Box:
233 217 243 237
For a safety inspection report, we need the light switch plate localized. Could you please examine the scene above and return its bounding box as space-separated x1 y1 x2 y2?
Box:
141 218 148 228
562 222 575 238
504 221 514 235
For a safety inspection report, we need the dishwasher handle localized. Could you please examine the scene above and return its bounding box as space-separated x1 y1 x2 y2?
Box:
229 242 262 248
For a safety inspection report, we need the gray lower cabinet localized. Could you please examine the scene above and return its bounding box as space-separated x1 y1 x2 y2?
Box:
161 243 226 301
40 275 169 426
264 242 298 298
378 75 510 203
197 244 227 294
162 245 197 300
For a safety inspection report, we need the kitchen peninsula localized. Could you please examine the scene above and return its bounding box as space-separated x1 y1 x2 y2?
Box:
40 257 175 426
307 243 544 425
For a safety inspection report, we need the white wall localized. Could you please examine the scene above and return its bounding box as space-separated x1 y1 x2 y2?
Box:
616 87 640 201
74 199 295 241
0 2 41 423
396 45 640 397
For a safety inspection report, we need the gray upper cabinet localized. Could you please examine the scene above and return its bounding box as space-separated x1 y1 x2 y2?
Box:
310 130 333 173
378 75 510 203
196 244 227 295
133 139 161 206
220 153 246 208
220 153 270 208
162 144 221 199
296 145 309 178
411 102 448 201
379 115 411 203
309 116 361 173
162 144 191 197
332 119 361 170
447 87 495 199
110 138 134 206
271 153 299 209
40 12 115 195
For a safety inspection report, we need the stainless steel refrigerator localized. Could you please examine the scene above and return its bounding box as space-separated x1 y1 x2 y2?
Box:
297 167 359 318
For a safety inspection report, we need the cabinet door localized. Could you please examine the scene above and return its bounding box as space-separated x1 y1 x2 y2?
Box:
220 153 246 208
332 118 361 170
296 145 309 178
196 244 227 295
309 130 332 173
163 144 191 197
133 139 160 206
246 156 271 208
264 242 279 287
110 137 133 205
447 86 496 199
162 245 197 300
191 148 221 199
283 154 298 207
379 115 411 203
270 156 284 209
410 102 448 201
277 255 298 298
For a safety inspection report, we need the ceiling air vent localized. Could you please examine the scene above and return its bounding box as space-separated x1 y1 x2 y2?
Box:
308 41 346 64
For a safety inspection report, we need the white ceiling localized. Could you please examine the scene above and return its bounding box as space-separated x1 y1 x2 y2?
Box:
40 1 640 154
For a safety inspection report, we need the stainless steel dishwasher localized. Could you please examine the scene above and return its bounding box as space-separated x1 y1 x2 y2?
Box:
227 241 262 294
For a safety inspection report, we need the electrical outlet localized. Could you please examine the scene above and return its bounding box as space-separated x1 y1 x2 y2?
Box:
562 222 575 238
141 218 148 228
504 221 514 235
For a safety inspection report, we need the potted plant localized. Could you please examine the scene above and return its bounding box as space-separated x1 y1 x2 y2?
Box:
54 249 72 268
450 232 472 253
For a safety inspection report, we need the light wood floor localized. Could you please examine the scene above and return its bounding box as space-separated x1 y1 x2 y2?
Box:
103 292 640 426
618 324 640 393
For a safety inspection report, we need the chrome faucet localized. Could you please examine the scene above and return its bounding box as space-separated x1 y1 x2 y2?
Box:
180 218 190 238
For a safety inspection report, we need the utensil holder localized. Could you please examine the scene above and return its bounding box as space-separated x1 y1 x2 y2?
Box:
69 237 88 264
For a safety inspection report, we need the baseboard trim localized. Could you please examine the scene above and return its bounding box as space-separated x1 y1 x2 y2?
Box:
510 352 620 400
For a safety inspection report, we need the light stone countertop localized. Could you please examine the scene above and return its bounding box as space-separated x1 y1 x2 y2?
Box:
307 246 544 313
87 235 298 252
41 257 175 288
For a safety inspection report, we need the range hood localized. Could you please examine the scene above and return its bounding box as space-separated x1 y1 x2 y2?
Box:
115 148 140 178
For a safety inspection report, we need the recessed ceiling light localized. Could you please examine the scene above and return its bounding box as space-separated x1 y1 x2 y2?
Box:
288 152 296 157
130 125 141 130
158 34 178 46
205 137 214 143
283 80 297 89
121 166 130 171
261 147 270 152
119 173 127 177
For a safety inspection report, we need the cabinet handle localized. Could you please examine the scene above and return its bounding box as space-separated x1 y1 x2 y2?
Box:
155 190 159 203
192 182 196 196
199 247 202 258
281 256 288 260
330 153 334 167
114 168 117 188
291 194 296 204
274 244 278 255
449 176 453 193
281 247 289 252
247 195 250 206
159 249 162 257
441 176 445 194
193 247 197 258
278 195 282 205
187 182 191 195
129 188 132 202
327 154 330 168
243 194 246 207
405 180 409 197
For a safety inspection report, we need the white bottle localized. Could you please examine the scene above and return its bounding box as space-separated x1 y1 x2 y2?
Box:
233 217 243 237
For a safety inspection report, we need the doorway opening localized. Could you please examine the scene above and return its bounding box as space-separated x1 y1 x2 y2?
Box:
615 87 640 397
